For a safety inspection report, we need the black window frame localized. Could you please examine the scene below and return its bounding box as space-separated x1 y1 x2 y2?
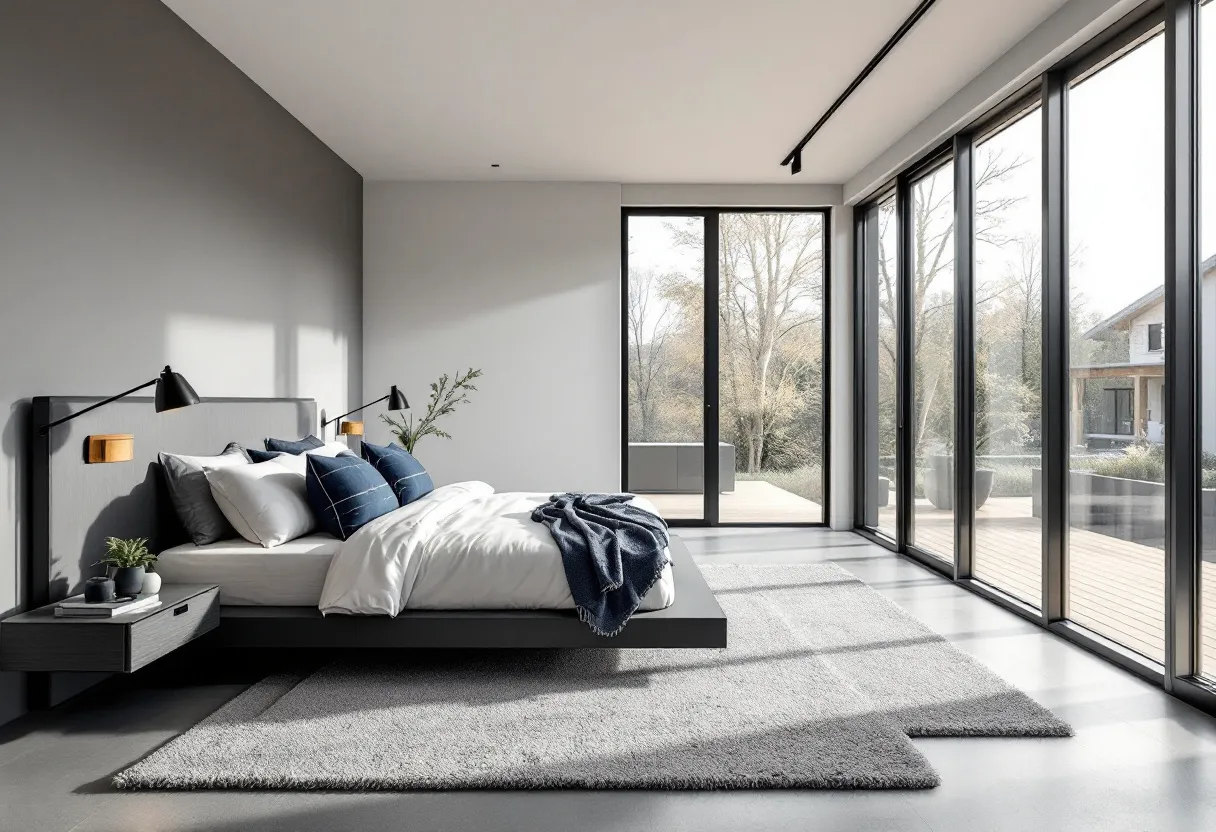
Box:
850 0 1216 715
621 206 832 528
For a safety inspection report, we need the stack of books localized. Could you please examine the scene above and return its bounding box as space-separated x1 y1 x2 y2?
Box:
55 593 161 618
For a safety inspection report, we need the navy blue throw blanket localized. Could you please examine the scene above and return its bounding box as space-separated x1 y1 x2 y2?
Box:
531 493 670 637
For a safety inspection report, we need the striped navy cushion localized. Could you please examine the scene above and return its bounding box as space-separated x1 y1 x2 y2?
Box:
360 441 435 506
304 453 398 540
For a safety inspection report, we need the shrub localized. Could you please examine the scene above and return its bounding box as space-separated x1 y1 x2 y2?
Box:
1082 442 1165 483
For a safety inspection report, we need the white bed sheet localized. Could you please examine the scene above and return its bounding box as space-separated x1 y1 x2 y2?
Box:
159 486 676 615
320 482 675 616
156 535 340 606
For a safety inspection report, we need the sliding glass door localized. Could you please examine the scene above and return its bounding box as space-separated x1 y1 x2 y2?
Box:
624 213 706 521
1066 30 1166 662
972 106 1043 608
858 197 900 539
624 208 829 526
909 162 957 563
853 2 1216 716
718 212 826 524
1198 0 1216 682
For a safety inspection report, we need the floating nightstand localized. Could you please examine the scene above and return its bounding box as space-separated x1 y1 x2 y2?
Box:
339 420 365 436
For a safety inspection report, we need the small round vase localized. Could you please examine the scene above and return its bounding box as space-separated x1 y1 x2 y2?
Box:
113 566 145 597
142 570 162 595
84 576 116 604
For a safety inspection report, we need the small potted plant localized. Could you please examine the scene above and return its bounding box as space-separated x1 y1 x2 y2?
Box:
96 537 157 597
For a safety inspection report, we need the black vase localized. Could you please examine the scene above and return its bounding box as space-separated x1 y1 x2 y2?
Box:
113 566 145 597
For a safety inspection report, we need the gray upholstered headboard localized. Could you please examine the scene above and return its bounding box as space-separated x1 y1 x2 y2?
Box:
30 396 318 607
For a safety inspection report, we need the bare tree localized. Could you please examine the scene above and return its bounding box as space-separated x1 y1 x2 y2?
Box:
626 267 678 441
875 149 1029 455
717 213 824 472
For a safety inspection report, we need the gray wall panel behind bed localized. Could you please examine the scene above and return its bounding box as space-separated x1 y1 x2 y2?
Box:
29 396 317 709
32 397 318 609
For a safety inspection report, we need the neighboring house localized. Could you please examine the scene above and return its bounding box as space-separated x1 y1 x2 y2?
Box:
1071 256 1216 452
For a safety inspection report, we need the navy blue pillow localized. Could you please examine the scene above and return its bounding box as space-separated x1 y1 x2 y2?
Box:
305 453 398 540
265 434 324 454
361 441 435 506
246 448 283 463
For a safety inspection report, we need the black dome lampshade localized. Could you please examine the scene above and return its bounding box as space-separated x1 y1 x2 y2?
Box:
37 364 202 437
321 385 409 431
154 365 200 413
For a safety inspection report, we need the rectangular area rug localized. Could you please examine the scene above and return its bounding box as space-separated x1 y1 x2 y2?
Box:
114 564 1070 790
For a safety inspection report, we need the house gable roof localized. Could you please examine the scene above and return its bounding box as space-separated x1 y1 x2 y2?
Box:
1078 255 1216 341
1081 285 1164 339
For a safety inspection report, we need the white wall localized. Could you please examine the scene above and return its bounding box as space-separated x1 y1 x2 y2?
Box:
363 183 623 492
1128 304 1167 365
364 181 855 526
621 183 842 207
829 205 854 530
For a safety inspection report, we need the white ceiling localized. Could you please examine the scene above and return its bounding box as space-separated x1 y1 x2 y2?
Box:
164 0 1072 184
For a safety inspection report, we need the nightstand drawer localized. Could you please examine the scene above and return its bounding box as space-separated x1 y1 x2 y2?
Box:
0 584 220 674
128 587 219 671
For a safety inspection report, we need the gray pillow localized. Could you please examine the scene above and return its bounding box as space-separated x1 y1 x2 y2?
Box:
159 442 250 545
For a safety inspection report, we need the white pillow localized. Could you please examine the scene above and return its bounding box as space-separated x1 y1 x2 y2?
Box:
205 460 315 548
266 441 351 476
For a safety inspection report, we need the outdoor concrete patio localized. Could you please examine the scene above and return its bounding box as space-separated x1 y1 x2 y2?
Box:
640 480 822 523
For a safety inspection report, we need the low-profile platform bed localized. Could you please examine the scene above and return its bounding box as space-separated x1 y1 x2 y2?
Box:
23 396 727 664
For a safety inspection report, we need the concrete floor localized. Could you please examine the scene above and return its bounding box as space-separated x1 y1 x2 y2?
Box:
2 528 1216 831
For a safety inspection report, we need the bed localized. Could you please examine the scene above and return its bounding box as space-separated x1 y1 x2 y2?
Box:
23 395 727 708
155 535 339 606
156 504 677 613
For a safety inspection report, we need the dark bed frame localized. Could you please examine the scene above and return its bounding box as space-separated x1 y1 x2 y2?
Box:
26 396 727 679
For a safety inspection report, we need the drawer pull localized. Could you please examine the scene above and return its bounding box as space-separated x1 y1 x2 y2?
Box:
174 603 189 616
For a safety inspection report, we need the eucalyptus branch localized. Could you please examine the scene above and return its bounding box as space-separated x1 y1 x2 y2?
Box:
381 368 483 453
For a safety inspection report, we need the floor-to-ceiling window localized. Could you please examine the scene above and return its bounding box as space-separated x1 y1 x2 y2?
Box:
909 162 956 562
972 107 1043 607
718 212 826 524
624 208 828 526
1200 0 1216 680
859 196 900 539
853 1 1216 715
624 213 706 521
1066 30 1166 662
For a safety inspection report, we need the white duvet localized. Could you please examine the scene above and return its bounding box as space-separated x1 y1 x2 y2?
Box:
318 481 675 616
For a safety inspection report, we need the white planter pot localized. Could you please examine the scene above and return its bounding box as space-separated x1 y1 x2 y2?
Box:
142 570 162 594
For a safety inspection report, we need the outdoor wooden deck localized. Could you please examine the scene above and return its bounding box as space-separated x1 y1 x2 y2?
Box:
886 496 1216 668
640 480 822 523
651 482 1215 671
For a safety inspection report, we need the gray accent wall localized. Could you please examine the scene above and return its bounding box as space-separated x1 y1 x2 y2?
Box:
0 0 363 725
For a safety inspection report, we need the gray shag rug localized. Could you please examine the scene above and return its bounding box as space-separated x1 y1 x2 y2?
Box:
115 564 1070 791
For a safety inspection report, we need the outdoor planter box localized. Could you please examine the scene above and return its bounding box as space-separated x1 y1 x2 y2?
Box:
1031 469 1216 552
627 442 736 493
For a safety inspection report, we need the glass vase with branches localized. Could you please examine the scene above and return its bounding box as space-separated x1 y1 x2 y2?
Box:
381 368 483 454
